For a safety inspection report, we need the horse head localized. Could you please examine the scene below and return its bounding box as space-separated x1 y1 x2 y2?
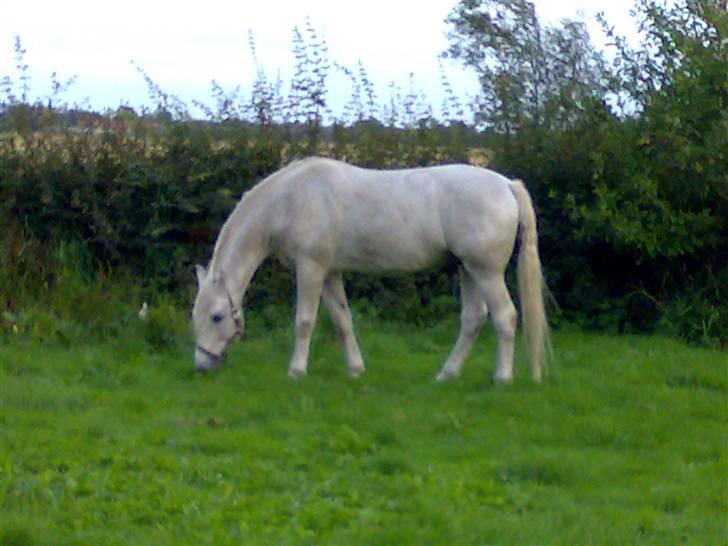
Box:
192 265 243 372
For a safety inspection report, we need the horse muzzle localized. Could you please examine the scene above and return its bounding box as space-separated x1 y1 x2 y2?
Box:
195 345 225 373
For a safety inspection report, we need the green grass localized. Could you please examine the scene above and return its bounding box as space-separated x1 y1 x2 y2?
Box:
1 317 726 545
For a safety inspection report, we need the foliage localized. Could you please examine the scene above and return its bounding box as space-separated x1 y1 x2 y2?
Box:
444 0 727 345
0 1 726 347
444 0 612 131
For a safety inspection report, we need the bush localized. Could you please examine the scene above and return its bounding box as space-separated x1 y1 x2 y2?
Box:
1 4 725 348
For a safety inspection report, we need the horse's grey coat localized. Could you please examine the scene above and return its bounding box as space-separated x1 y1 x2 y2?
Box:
193 157 548 382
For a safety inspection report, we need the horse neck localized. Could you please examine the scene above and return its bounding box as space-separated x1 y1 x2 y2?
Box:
211 211 268 308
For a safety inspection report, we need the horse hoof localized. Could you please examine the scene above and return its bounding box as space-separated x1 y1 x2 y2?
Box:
435 370 459 383
348 366 365 379
288 368 307 380
493 373 513 385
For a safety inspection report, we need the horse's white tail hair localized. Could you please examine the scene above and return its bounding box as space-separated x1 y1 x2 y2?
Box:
509 179 549 382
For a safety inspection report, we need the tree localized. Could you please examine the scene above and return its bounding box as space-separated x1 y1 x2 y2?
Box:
443 0 611 132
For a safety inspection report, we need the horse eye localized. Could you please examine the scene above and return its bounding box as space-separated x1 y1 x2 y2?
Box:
211 313 223 323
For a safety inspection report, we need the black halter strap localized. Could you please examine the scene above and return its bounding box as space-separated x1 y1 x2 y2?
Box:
196 343 226 362
227 290 243 336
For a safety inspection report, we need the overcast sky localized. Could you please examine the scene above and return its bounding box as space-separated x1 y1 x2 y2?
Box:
1 0 644 117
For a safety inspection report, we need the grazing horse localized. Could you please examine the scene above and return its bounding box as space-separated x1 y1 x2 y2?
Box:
192 157 548 382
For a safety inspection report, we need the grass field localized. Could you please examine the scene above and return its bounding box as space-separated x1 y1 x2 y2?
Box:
1 315 726 545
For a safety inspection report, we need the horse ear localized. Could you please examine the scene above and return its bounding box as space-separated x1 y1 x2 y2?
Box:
195 264 208 285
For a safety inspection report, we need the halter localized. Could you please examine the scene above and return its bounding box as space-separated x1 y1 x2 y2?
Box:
195 283 243 363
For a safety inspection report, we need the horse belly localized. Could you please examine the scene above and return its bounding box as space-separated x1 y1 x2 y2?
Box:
334 224 446 273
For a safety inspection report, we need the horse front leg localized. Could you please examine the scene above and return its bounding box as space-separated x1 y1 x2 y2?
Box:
322 273 365 377
288 258 326 379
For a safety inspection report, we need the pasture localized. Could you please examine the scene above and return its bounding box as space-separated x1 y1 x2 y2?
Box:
1 317 726 545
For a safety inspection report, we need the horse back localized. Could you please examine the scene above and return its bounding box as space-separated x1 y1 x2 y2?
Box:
265 158 519 273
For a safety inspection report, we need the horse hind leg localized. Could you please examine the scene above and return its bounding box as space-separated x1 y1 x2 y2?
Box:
288 258 326 379
436 268 488 382
321 274 365 378
466 265 518 383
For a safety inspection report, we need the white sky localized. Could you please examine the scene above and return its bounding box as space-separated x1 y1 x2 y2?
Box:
1 0 642 118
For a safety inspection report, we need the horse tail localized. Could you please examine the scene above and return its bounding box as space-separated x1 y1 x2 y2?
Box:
509 179 549 382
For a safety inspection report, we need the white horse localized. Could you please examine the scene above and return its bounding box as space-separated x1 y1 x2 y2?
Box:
192 157 548 382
